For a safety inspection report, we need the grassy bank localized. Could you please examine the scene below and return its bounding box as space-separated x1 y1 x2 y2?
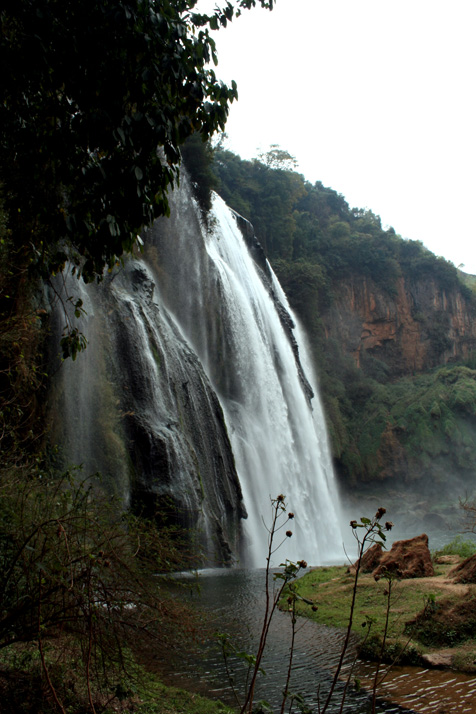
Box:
0 642 234 714
287 562 476 673
131 677 234 714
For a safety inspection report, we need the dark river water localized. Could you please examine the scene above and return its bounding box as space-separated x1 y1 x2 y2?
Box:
156 569 476 714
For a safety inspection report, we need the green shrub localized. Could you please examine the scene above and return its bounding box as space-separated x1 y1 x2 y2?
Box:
0 465 198 713
357 634 422 666
433 536 476 559
405 595 476 647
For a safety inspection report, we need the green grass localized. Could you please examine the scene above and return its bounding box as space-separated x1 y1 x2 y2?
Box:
136 677 234 714
0 642 234 714
291 566 437 639
286 564 476 672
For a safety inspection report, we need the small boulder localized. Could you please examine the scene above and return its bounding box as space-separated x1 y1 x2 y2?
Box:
421 652 454 668
449 553 476 583
434 554 461 565
372 534 434 580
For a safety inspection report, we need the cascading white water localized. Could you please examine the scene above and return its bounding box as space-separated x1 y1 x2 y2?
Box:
50 177 343 567
204 196 342 566
151 187 343 567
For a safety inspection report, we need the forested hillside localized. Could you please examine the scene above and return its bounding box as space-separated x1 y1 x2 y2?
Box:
210 146 476 515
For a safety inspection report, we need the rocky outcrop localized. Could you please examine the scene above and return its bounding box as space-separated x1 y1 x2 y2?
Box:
372 534 434 580
349 542 383 574
421 652 454 668
322 275 476 377
434 554 461 565
449 554 476 583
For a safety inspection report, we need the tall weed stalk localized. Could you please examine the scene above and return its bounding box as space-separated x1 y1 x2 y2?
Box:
225 498 394 714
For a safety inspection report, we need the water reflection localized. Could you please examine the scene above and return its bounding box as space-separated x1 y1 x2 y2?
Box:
157 568 476 713
157 569 417 713
354 662 476 713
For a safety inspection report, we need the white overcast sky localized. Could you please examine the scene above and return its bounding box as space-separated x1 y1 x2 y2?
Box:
197 0 476 273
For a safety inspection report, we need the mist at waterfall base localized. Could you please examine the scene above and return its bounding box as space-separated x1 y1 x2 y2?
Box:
50 178 343 568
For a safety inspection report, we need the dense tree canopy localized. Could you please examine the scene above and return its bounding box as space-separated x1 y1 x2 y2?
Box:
212 147 476 490
0 0 273 282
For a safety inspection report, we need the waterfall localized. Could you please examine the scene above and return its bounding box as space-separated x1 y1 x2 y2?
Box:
146 185 343 566
49 179 342 567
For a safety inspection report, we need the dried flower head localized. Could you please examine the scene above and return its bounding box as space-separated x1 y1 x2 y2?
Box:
286 530 293 538
350 520 358 529
375 507 386 520
385 521 394 531
298 560 307 569
288 512 295 519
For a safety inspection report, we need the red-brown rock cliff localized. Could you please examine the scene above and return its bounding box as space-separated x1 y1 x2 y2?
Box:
322 275 476 376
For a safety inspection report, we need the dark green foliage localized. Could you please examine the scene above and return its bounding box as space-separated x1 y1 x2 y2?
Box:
212 148 472 299
0 0 272 284
212 148 476 487
180 133 217 216
0 210 48 460
338 365 476 483
213 148 405 287
357 633 422 666
213 148 306 258
273 259 329 323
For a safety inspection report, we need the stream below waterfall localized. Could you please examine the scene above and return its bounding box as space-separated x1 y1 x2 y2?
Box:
155 569 476 714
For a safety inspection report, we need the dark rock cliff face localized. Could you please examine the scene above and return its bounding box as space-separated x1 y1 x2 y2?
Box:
49 259 245 567
321 275 476 377
108 263 246 565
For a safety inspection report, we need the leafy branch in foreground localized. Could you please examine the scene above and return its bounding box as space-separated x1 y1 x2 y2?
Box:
218 500 397 714
0 0 274 285
240 495 307 714
319 508 393 713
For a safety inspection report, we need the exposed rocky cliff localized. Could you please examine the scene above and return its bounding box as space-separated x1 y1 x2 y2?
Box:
318 270 476 536
321 274 476 378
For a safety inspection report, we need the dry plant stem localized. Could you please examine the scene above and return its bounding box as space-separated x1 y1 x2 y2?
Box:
38 574 67 714
221 640 242 707
280 598 297 714
338 617 376 714
86 568 98 714
337 679 349 714
376 596 430 689
371 579 393 713
320 531 371 713
240 501 281 714
337 648 359 714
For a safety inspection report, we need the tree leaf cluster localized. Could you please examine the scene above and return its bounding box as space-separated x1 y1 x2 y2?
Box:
212 147 466 295
0 0 272 284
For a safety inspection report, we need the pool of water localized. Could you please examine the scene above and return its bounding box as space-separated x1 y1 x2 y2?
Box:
152 568 475 713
